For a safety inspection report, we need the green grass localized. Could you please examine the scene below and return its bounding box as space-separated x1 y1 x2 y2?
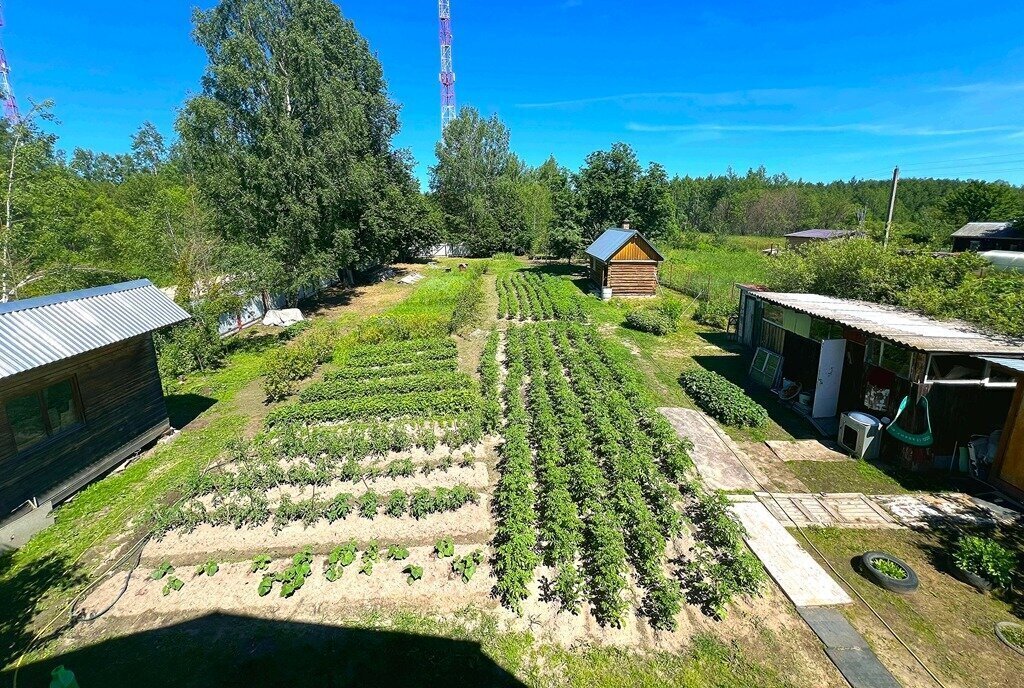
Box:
660 235 774 300
801 527 1023 687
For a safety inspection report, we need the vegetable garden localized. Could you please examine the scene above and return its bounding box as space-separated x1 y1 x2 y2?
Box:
497 272 586 322
84 266 764 641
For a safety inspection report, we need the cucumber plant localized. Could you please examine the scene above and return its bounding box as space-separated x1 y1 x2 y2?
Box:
195 559 219 577
325 541 358 581
251 554 272 573
150 562 174 580
452 549 484 583
386 545 410 560
162 576 184 596
403 564 424 585
434 536 455 558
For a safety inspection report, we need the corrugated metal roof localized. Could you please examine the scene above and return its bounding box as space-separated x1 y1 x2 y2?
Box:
785 229 857 239
752 291 1024 355
951 222 1021 239
978 356 1024 375
584 228 665 263
0 279 190 381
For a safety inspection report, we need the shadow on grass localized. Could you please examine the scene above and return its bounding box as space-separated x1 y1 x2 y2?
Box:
5 612 527 688
0 551 88 669
165 393 217 429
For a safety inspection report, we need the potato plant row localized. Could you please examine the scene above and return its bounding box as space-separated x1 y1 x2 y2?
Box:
479 330 501 433
154 483 480 535
497 272 554 321
548 324 683 629
343 337 457 365
491 325 540 612
266 388 479 427
325 357 459 382
299 371 473 404
562 325 765 618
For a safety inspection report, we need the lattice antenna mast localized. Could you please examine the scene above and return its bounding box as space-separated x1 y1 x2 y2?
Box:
438 0 456 131
0 2 18 123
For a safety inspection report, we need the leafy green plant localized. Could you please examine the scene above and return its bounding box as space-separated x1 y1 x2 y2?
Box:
434 536 455 558
387 545 410 560
452 549 484 583
360 541 380 575
162 576 184 596
150 562 175 580
257 575 275 597
953 535 1016 588
403 564 424 585
251 554 272 573
325 541 358 581
869 557 908 580
624 309 675 335
679 368 769 428
195 559 220 577
358 490 380 519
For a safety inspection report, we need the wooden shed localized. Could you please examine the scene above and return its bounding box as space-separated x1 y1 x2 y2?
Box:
986 358 1024 500
585 222 664 297
0 280 189 547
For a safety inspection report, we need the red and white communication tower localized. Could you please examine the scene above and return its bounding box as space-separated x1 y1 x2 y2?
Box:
438 0 456 130
0 2 18 122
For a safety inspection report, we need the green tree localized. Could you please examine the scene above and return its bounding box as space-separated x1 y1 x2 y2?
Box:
430 107 527 255
576 142 640 239
178 0 428 300
940 181 1024 229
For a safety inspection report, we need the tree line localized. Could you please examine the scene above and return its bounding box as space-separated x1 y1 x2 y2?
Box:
4 0 1023 311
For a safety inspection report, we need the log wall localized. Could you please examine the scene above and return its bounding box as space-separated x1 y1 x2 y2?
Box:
0 335 169 516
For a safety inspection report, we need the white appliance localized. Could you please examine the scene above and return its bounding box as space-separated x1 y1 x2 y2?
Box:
837 411 882 460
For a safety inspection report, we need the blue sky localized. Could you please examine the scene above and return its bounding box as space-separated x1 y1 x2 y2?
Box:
7 1 1024 184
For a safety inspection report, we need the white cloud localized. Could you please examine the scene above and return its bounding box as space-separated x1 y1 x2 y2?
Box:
933 81 1024 94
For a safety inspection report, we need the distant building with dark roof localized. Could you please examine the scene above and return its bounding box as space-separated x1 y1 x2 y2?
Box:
784 229 859 250
0 280 189 547
584 221 664 298
950 222 1024 253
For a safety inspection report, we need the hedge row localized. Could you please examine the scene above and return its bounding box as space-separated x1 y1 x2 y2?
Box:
678 368 769 428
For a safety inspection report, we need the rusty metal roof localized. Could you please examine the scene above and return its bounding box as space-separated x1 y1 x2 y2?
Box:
0 280 190 381
752 291 1024 355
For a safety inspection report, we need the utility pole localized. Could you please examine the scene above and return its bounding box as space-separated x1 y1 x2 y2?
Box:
438 1 456 131
883 166 899 248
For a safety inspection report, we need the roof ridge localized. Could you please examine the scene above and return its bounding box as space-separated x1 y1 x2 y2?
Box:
0 279 154 316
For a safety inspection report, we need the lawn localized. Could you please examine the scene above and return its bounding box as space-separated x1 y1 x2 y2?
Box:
801 527 1024 688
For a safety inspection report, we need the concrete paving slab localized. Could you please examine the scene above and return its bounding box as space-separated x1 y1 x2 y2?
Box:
758 493 902 529
826 648 902 688
731 501 852 607
797 607 868 649
657 407 760 491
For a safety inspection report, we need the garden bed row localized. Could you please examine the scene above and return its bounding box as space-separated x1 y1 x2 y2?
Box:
496 272 585 322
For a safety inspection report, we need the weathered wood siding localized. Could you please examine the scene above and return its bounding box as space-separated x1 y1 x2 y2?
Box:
0 335 168 516
607 262 658 295
588 257 606 288
611 235 661 261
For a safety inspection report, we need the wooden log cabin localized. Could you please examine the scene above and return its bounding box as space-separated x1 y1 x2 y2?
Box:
0 280 189 548
585 222 665 298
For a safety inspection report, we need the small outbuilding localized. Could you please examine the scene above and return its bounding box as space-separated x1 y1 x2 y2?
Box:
950 222 1024 253
0 279 189 547
736 289 1024 476
585 221 664 298
784 229 859 250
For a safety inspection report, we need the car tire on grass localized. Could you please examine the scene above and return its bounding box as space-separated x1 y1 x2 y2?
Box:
860 551 919 593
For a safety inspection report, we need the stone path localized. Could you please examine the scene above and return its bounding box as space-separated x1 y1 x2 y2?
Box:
730 500 853 607
756 492 903 529
798 608 901 688
657 407 761 491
